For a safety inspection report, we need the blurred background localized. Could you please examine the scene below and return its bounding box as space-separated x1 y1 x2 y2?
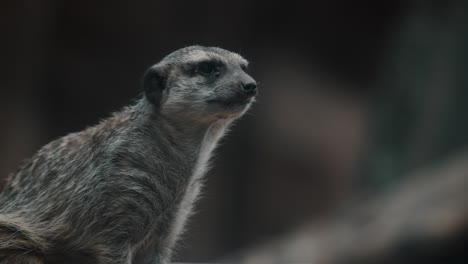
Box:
1 0 468 263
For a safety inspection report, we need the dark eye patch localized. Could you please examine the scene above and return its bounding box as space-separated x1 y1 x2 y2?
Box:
195 60 224 77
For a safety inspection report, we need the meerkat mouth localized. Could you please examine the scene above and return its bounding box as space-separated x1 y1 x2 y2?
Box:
207 97 253 109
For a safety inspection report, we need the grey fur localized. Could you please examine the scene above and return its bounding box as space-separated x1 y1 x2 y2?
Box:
0 46 257 264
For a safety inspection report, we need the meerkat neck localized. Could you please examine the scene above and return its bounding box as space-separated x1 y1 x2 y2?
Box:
135 99 229 162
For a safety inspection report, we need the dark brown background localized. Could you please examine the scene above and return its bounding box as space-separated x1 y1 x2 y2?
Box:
1 0 467 262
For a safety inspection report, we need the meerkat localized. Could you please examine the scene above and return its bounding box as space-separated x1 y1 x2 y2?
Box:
0 46 257 264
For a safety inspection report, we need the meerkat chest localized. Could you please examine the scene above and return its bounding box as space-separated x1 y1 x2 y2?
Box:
162 123 227 247
131 130 224 260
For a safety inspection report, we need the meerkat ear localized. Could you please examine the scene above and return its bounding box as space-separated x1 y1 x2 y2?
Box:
142 64 169 108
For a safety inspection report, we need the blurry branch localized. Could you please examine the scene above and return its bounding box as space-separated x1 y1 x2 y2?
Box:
232 153 468 264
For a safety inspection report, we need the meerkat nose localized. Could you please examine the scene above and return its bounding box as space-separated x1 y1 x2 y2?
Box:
242 81 258 96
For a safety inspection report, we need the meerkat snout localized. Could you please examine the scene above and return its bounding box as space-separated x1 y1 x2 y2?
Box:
237 70 258 96
241 80 257 95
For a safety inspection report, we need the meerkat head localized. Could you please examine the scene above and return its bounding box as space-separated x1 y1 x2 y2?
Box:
143 46 257 123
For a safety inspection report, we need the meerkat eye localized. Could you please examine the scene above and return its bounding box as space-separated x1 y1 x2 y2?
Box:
196 61 221 77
